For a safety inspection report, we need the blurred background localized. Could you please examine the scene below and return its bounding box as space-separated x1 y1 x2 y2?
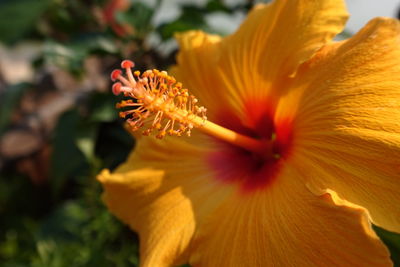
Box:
0 0 399 266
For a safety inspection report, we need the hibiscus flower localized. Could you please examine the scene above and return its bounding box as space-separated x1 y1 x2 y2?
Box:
98 0 400 266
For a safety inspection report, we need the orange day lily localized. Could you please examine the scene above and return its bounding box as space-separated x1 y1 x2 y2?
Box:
98 0 400 266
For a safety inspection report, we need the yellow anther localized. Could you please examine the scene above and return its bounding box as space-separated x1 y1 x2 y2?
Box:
168 77 176 84
160 84 167 91
156 131 166 139
143 129 152 136
154 123 162 130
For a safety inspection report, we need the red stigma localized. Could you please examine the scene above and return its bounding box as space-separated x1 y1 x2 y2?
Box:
112 82 122 95
111 69 122 81
121 60 134 69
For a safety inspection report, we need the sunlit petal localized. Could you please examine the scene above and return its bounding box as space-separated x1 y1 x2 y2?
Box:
189 164 391 266
284 17 400 233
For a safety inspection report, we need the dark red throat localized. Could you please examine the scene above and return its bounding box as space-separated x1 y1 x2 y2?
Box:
207 99 293 193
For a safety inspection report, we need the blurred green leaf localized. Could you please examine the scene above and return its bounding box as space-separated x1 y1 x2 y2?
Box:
33 197 139 267
374 226 400 266
0 170 140 266
87 92 119 123
76 121 97 163
157 5 207 40
0 174 45 265
50 110 89 196
95 121 134 170
41 0 99 37
0 230 18 259
43 36 117 75
43 41 87 75
37 201 88 243
76 134 96 164
206 0 230 12
76 35 119 55
0 0 51 43
0 82 31 136
116 2 155 39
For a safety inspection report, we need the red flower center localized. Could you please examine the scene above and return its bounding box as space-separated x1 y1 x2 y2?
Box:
207 99 293 192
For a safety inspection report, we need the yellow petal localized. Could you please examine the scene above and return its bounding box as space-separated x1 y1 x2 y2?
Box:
174 0 348 122
173 31 233 120
99 135 392 266
97 134 233 267
189 164 391 267
219 0 348 94
283 18 400 233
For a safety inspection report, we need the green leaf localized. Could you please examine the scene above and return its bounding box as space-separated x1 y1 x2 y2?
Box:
41 0 100 37
374 225 400 266
0 83 31 136
50 109 88 196
115 2 155 39
32 198 139 266
43 36 118 76
70 34 119 56
157 5 207 40
95 121 134 170
206 0 230 13
43 41 87 76
76 128 96 165
37 201 89 242
0 0 51 44
87 92 119 123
